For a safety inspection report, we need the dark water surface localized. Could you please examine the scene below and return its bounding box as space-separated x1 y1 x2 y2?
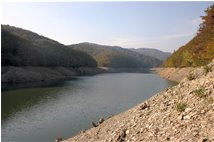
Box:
2 73 176 142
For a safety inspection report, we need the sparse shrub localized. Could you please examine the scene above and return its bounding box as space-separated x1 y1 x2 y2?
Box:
176 102 187 112
205 97 214 104
204 65 212 75
193 87 206 98
208 97 214 103
187 73 195 80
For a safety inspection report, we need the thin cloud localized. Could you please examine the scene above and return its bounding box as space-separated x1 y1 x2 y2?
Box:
191 17 202 26
109 31 195 52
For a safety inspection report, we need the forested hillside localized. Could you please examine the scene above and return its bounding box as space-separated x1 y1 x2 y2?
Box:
130 48 171 61
69 42 161 68
1 25 97 67
164 4 214 67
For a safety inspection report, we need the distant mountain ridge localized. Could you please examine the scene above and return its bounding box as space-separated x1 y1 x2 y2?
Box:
1 25 97 67
1 25 162 69
129 48 171 61
69 42 162 68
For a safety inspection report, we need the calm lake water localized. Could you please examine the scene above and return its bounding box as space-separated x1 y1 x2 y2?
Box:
2 73 176 142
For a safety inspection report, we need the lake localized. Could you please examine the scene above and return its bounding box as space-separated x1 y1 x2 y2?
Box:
2 73 176 142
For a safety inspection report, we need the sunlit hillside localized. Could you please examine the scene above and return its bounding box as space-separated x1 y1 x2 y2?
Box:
70 42 161 68
164 4 214 67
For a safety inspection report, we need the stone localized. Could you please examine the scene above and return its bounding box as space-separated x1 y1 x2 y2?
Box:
185 107 192 113
178 115 184 120
55 137 63 142
202 138 209 142
99 117 105 124
139 103 148 110
92 122 98 127
183 115 191 120
125 130 130 135
116 129 127 142
200 110 206 114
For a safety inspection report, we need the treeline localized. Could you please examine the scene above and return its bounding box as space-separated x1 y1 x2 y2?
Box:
2 25 162 69
130 48 171 61
1 25 97 67
164 4 214 67
69 42 161 68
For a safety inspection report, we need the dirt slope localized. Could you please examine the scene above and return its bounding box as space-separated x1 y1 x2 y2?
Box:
63 60 214 142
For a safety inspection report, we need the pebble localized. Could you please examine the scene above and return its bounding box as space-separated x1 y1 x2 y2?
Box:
185 108 192 113
178 115 184 120
99 117 105 124
183 115 191 120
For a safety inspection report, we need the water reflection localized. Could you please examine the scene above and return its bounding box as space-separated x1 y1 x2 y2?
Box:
2 73 177 142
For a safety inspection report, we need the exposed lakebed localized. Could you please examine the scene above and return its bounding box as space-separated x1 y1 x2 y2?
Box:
2 73 176 142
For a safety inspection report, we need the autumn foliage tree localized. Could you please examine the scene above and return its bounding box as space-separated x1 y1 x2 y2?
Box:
164 4 214 67
198 4 214 34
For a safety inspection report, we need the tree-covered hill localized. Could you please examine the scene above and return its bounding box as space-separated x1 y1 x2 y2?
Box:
130 48 171 61
164 4 214 67
69 42 161 68
1 25 97 67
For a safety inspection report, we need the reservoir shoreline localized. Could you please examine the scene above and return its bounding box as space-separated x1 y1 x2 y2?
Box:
1 66 152 91
63 61 214 142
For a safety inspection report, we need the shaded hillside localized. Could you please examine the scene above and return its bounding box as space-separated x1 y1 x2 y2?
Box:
164 4 214 67
1 25 97 67
130 48 171 61
69 42 161 68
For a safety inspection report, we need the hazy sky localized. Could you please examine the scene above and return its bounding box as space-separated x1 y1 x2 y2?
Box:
2 2 213 52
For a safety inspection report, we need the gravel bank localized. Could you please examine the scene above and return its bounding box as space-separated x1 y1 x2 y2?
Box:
63 60 214 142
152 67 195 82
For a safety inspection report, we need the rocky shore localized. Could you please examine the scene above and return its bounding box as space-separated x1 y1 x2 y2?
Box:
153 67 195 82
63 60 214 142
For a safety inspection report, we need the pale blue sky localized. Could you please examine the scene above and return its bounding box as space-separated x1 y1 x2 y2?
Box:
2 2 213 52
